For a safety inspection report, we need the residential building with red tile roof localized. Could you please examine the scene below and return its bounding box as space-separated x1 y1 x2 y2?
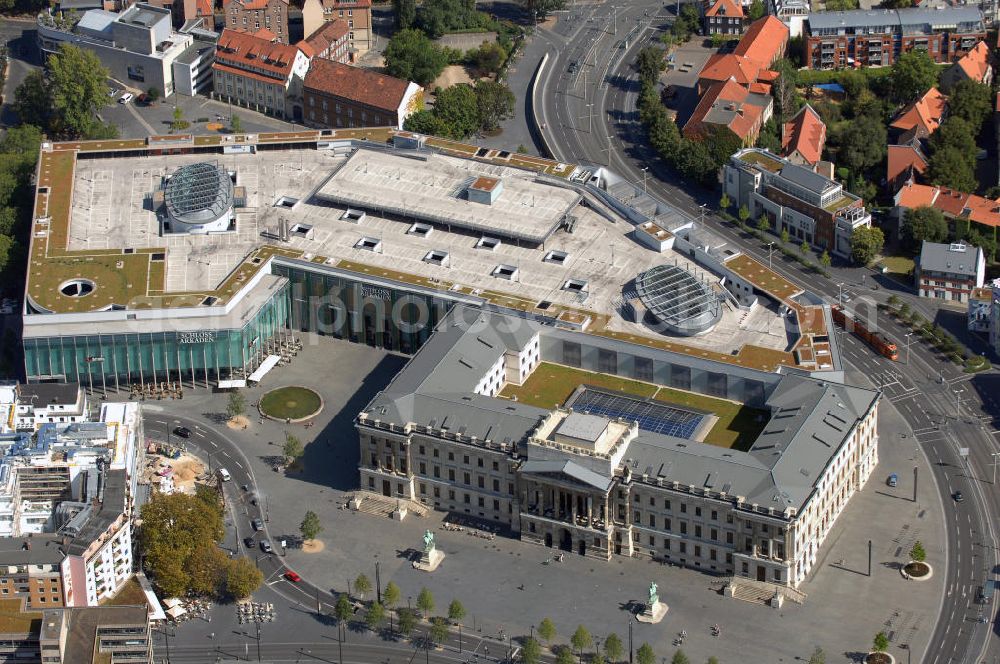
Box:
212 27 312 119
683 78 773 146
894 184 1000 250
940 40 993 91
303 17 350 63
223 0 289 43
302 0 372 61
886 142 928 194
696 16 788 94
703 0 747 36
781 104 825 166
889 87 947 143
302 59 423 130
733 16 789 68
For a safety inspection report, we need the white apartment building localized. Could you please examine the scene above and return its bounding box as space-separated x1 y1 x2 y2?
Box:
13 383 89 432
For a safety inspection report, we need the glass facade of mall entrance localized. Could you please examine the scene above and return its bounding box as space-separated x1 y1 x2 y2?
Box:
23 282 291 390
23 263 467 388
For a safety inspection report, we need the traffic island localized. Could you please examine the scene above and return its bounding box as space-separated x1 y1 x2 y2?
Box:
258 386 324 423
901 561 933 581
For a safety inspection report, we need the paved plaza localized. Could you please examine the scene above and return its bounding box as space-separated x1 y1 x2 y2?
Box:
138 334 948 663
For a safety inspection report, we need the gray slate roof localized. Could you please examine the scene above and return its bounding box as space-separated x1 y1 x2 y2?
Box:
779 163 838 196
918 240 982 277
521 459 614 492
806 6 982 30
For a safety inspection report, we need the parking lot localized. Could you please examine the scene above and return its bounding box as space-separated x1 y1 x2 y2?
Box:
661 39 715 126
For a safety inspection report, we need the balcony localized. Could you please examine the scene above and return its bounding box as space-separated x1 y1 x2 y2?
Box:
523 505 608 532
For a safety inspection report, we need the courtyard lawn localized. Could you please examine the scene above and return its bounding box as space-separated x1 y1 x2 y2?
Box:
653 386 767 452
499 363 659 409
879 256 915 277
259 386 323 420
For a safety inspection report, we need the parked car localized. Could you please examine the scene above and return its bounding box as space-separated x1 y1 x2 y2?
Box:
887 473 897 487
118 92 134 104
954 491 964 503
260 540 273 553
243 536 255 548
218 468 232 482
251 518 263 531
173 426 191 438
284 571 301 583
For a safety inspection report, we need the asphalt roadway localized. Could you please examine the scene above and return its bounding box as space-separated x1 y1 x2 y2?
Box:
532 4 1000 662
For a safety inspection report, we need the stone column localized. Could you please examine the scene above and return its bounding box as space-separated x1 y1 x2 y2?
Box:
587 495 593 525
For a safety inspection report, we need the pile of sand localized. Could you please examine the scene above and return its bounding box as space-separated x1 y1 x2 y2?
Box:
302 540 325 553
172 456 204 483
227 415 250 430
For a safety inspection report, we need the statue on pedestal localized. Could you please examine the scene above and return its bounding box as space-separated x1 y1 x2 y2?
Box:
648 581 659 608
423 529 436 554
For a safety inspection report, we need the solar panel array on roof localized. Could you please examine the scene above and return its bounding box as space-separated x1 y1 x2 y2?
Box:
569 388 705 439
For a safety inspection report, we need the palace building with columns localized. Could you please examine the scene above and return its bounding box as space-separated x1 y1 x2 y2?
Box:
356 306 880 589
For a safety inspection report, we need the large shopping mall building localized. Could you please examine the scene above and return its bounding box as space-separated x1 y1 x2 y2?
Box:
21 130 880 592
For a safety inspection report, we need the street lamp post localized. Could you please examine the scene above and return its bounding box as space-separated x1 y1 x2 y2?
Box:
699 203 707 226
375 558 381 603
640 168 648 194
904 332 914 365
767 242 775 270
628 617 634 664
990 451 1000 485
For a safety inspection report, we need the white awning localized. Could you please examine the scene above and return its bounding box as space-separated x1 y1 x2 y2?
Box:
248 355 281 384
217 379 247 389
166 605 187 618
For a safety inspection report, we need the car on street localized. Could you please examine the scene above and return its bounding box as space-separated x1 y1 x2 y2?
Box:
173 426 191 438
118 92 134 104
260 540 273 553
887 473 897 487
284 571 301 583
243 536 255 548
954 491 964 502
108 88 119 98
251 518 263 531
218 468 232 482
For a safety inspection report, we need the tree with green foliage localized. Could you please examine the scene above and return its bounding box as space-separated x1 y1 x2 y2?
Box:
947 79 992 129
415 0 492 38
903 206 948 247
171 104 186 130
429 617 449 644
393 0 417 29
354 573 372 600
966 229 997 262
225 557 263 599
283 433 304 462
738 205 750 224
808 646 826 664
820 250 831 267
928 145 977 192
931 116 978 155
756 117 782 153
669 651 689 664
604 633 623 663
140 491 225 596
447 599 466 623
706 658 719 664
637 643 656 664
873 632 890 654
146 86 160 102
433 84 480 138
468 40 506 76
571 626 592 657
475 80 515 133
719 193 730 211
385 29 449 87
837 114 887 174
757 217 771 233
384 582 401 610
184 544 229 597
417 587 435 617
520 0 567 20
593 653 607 664
398 608 418 636
781 228 790 244
556 647 575 664
366 601 386 631
850 226 884 265
748 0 765 18
800 240 810 255
335 593 353 623
226 389 246 419
230 114 243 133
538 618 556 645
636 46 665 84
522 637 542 664
300 510 323 541
824 0 859 9
910 541 926 562
403 109 450 137
771 59 800 122
891 50 939 103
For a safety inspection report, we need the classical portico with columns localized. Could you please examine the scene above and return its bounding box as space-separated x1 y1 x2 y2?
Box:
518 409 637 560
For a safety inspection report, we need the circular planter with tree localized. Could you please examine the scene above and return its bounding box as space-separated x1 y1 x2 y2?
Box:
901 541 932 580
865 631 894 664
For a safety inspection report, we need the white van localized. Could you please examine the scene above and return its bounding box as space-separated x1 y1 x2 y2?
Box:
218 468 232 482
118 93 134 104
